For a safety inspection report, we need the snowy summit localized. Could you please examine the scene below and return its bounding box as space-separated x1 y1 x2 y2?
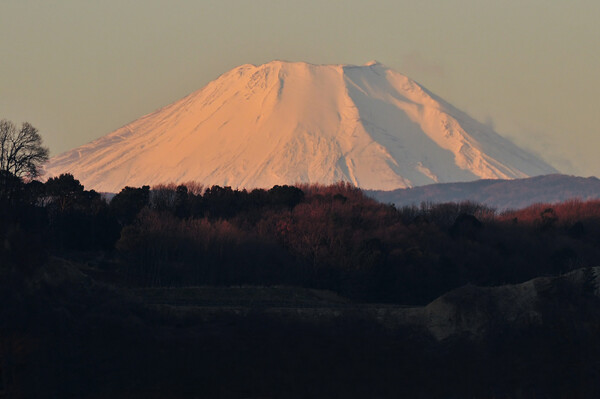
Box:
45 61 556 192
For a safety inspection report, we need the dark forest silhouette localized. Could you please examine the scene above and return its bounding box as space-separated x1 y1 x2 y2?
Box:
5 174 600 302
2 172 600 397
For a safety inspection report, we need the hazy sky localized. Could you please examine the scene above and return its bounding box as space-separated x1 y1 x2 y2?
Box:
2 0 599 176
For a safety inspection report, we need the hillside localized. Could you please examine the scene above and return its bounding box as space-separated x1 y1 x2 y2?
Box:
4 177 600 397
369 174 600 209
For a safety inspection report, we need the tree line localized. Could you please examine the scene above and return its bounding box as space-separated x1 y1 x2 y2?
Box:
3 168 600 304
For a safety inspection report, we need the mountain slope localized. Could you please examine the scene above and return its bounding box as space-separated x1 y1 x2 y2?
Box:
45 61 556 192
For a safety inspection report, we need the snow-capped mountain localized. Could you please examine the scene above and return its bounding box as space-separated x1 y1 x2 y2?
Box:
45 60 556 192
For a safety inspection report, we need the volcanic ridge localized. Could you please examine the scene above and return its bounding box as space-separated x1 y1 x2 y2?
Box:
45 61 556 192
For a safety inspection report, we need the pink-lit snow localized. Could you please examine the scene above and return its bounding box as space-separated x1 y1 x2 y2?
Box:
44 61 556 192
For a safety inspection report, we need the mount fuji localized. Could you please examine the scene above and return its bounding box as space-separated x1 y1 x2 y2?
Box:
45 60 556 192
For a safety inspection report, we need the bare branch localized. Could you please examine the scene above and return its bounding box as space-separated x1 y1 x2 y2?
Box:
0 119 49 179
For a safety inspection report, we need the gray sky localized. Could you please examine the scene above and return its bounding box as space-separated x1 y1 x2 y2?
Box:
2 0 599 176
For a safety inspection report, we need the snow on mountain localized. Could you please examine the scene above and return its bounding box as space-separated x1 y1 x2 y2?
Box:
45 60 557 192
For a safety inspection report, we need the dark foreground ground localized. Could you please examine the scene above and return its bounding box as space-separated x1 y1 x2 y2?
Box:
2 257 599 399
3 179 600 397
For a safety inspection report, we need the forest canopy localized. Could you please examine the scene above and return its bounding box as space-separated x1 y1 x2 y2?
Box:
3 172 600 304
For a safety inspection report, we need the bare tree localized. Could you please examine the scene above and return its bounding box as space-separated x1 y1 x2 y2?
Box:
0 119 49 179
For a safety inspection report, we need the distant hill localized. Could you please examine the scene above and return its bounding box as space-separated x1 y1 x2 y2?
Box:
368 174 600 210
